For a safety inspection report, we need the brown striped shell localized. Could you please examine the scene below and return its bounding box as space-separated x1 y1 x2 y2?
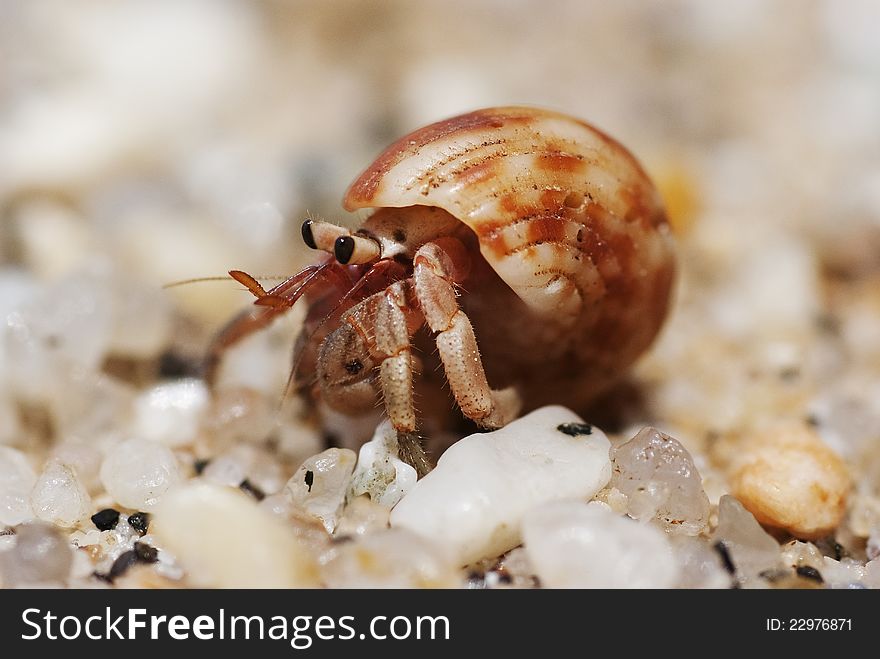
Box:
345 106 676 409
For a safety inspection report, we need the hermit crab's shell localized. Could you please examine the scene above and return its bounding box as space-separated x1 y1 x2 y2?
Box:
344 106 675 328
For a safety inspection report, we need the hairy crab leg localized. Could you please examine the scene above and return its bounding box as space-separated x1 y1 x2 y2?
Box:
412 237 521 428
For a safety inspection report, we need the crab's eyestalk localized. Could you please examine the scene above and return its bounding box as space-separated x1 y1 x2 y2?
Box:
334 234 381 265
301 219 381 265
301 219 347 253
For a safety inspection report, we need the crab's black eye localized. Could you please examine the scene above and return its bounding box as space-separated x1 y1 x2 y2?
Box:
334 236 355 264
301 220 317 249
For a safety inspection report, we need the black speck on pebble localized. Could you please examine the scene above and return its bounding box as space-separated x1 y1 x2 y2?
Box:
134 541 159 564
128 512 150 536
91 508 120 531
193 459 210 475
713 540 737 575
108 550 138 580
101 543 159 582
795 565 824 583
556 422 593 437
239 479 265 501
304 470 314 492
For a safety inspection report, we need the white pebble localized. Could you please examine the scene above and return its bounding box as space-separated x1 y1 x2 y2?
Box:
523 500 679 588
201 454 247 488
100 438 181 509
152 482 318 588
131 379 209 447
321 528 459 588
0 446 37 526
0 522 73 587
713 495 782 585
390 406 612 566
284 448 356 533
611 427 710 535
821 557 867 589
349 419 417 508
30 461 91 528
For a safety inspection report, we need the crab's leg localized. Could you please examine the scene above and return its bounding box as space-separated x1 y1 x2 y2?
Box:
412 237 521 428
204 261 352 384
317 279 431 474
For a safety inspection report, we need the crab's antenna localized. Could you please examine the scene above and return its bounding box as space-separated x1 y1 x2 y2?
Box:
162 275 291 290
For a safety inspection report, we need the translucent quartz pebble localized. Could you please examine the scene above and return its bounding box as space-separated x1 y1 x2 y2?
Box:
390 406 612 566
780 540 825 573
0 522 73 587
349 419 417 508
100 438 181 509
152 482 318 588
713 495 782 585
201 454 247 488
669 535 731 588
821 557 868 589
131 379 209 448
0 446 37 526
3 269 113 400
284 448 356 533
522 500 679 588
30 461 92 527
50 442 103 494
202 444 284 496
321 528 459 588
610 426 710 535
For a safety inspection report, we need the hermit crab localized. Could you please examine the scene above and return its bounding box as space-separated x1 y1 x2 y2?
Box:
209 107 676 473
